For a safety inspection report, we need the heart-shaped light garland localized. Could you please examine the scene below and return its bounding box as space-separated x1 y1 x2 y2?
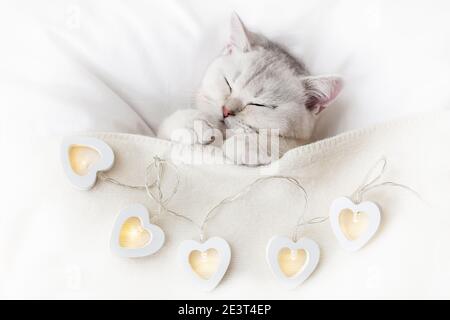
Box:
62 138 420 290
62 137 174 258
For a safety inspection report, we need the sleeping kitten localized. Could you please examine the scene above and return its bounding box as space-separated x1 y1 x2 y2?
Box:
158 13 343 165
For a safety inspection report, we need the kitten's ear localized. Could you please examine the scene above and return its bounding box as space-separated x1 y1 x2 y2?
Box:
303 76 343 115
229 12 252 52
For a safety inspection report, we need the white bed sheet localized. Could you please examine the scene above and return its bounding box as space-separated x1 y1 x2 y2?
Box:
1 0 450 140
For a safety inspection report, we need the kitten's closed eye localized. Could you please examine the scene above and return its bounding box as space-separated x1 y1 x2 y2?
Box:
246 103 278 109
223 77 277 109
224 77 232 93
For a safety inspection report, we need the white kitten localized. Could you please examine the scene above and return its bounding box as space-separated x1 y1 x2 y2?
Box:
158 13 343 165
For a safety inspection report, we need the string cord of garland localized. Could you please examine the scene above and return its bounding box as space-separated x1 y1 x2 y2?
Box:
99 156 423 242
350 157 423 204
99 156 323 242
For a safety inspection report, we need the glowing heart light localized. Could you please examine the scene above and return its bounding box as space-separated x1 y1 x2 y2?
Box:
266 236 320 289
330 197 381 251
179 237 231 291
61 136 114 190
110 204 165 258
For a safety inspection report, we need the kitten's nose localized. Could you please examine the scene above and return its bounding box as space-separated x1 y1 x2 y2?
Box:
222 106 234 118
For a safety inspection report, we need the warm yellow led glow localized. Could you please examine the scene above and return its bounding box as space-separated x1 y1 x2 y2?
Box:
119 217 151 249
189 249 220 280
339 209 369 241
69 145 101 176
278 248 308 278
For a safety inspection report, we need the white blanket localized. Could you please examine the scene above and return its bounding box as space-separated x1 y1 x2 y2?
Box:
1 111 449 299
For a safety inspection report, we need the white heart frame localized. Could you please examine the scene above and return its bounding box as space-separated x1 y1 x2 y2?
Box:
61 136 115 190
178 237 231 291
329 197 381 251
110 203 165 258
266 236 320 289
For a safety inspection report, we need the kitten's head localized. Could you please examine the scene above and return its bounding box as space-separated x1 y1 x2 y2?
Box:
195 13 343 141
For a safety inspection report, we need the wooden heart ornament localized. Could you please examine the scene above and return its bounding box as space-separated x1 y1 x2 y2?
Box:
266 236 320 289
110 204 165 258
178 237 231 291
330 197 381 251
61 136 114 190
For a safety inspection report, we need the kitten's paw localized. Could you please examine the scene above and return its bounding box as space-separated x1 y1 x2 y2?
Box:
193 120 218 145
170 120 216 145
222 134 272 166
158 109 223 146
